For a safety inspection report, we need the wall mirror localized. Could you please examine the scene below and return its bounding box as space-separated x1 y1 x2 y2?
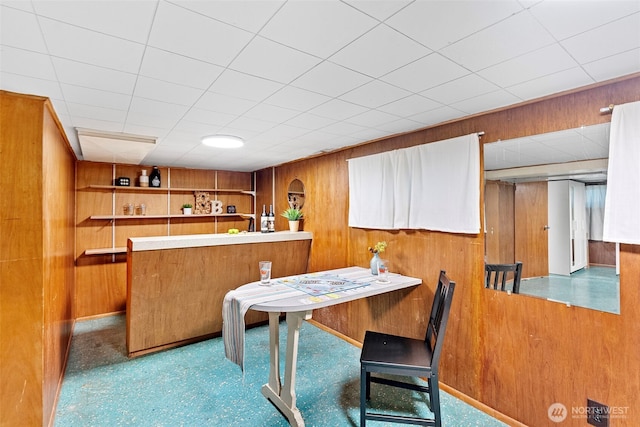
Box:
287 179 305 210
484 122 619 314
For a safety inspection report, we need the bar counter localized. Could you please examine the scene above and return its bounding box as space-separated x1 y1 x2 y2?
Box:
126 231 312 357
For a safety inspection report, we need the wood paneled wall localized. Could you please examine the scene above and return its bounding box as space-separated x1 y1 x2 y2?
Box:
271 74 640 426
0 91 76 427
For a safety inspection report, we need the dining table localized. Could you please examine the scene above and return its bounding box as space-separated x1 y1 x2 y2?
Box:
222 266 422 427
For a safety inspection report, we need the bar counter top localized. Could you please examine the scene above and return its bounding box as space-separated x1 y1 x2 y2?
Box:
128 231 313 252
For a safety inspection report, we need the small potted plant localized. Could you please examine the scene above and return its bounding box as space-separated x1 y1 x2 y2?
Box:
182 203 193 215
281 208 303 232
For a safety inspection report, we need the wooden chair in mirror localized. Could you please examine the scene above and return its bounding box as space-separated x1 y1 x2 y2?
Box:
485 262 523 294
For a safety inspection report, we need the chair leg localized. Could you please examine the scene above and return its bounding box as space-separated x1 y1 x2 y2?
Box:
360 367 367 427
429 376 441 427
365 371 371 399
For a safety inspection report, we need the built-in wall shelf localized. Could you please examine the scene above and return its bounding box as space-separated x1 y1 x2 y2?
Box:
84 247 127 256
89 213 255 220
87 185 255 196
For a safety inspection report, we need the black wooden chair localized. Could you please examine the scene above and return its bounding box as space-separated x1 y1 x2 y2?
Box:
484 262 523 294
359 271 455 427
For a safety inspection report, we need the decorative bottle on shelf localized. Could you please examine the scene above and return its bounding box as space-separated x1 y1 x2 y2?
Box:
149 166 161 188
261 205 268 233
268 204 275 232
139 169 149 187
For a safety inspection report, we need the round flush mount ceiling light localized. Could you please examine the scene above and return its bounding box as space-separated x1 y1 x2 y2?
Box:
201 135 244 148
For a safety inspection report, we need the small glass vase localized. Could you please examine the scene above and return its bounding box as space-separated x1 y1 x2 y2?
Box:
370 253 380 275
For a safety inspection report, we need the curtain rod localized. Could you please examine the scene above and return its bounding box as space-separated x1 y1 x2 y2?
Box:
600 104 614 114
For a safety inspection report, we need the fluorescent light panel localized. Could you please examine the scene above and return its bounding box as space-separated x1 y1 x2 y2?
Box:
77 128 157 165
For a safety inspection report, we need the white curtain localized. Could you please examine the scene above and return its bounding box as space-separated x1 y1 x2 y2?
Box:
586 185 606 241
348 133 481 234
347 151 397 230
603 101 640 244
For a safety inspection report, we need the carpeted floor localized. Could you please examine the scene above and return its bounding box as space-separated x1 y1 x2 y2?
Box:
54 315 507 426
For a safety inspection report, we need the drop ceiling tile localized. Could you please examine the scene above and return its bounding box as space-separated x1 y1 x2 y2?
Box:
60 84 131 110
421 74 499 105
340 79 411 109
51 57 137 94
407 106 467 127
243 103 300 123
229 36 321 83
309 98 369 121
377 94 440 117
264 86 332 111
173 119 223 137
284 112 336 131
291 61 371 97
32 0 156 43
329 24 430 78
584 48 640 82
386 0 523 51
139 48 224 90
0 46 56 80
2 1 32 12
209 69 284 102
343 0 412 21
128 97 189 120
194 91 255 117
561 14 640 64
38 17 145 73
250 124 310 143
126 110 180 131
529 0 640 41
133 76 205 106
225 115 276 133
382 53 470 93
122 123 170 141
148 1 252 66
507 67 594 100
374 118 423 134
178 0 284 33
1 5 47 52
479 44 579 88
440 11 556 71
66 102 127 123
182 108 236 127
345 109 402 128
451 89 521 115
321 121 368 137
259 0 377 58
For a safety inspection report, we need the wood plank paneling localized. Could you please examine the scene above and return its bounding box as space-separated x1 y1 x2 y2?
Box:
126 239 311 356
272 74 640 426
0 91 75 427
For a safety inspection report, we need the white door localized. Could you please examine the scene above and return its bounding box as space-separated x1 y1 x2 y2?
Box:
548 181 571 275
570 181 588 272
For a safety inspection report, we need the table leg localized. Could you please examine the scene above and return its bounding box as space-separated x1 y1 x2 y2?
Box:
261 310 312 427
266 312 281 394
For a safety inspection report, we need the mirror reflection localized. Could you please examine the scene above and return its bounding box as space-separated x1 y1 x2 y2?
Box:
287 179 305 210
484 123 619 314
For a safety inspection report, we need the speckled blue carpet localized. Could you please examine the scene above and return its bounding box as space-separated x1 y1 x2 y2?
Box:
54 315 506 426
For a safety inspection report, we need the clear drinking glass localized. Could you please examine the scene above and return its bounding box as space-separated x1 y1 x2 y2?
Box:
377 259 390 283
259 261 272 285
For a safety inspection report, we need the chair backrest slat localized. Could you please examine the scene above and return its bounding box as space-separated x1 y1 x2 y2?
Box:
484 262 522 293
425 270 455 367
